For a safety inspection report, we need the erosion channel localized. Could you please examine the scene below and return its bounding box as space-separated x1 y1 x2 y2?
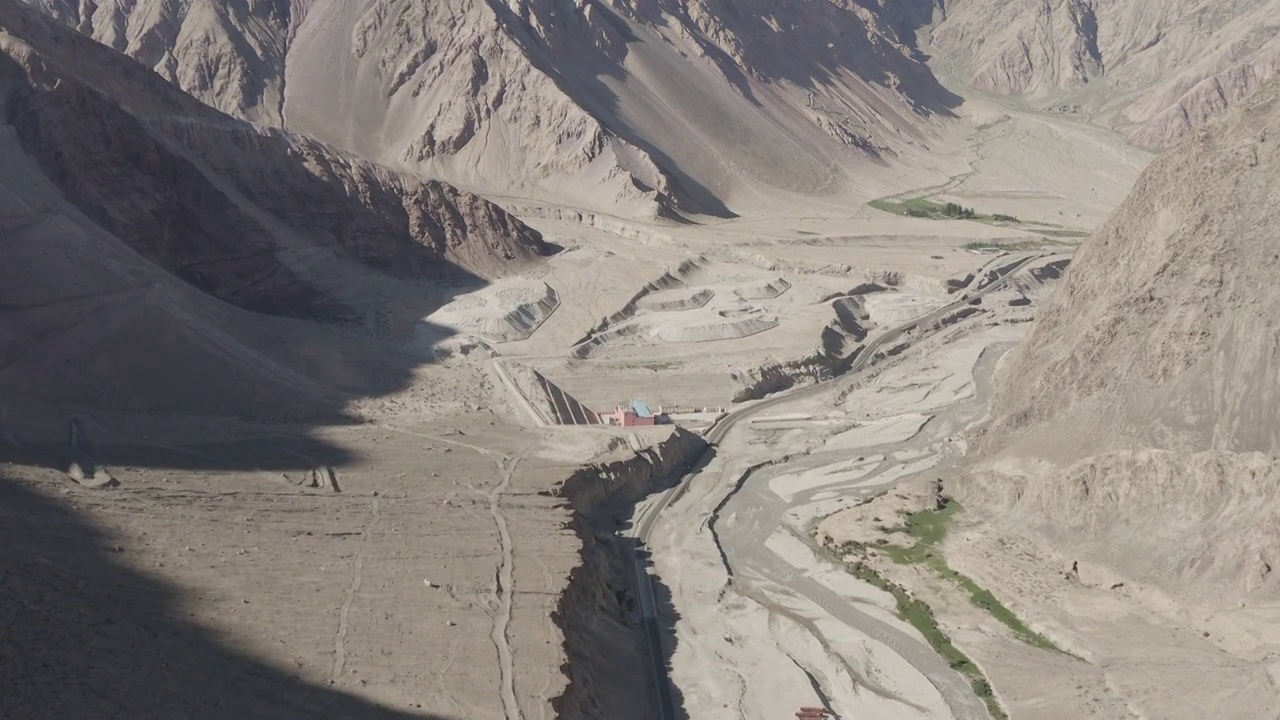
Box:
627 258 1053 720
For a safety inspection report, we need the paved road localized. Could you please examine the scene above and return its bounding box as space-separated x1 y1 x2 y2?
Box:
631 253 1044 720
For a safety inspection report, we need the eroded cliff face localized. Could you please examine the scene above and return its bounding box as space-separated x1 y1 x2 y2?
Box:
5 61 331 317
931 0 1280 148
932 0 1103 96
163 123 550 281
969 76 1280 601
27 0 958 218
553 427 705 720
557 426 705 517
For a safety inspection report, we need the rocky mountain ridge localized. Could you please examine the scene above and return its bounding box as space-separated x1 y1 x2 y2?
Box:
5 0 547 310
930 0 1280 148
25 0 961 218
968 74 1280 600
1 0 547 418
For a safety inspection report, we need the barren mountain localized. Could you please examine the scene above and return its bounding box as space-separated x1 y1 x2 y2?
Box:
968 75 1280 602
26 0 292 124
1 0 547 417
26 0 962 218
931 0 1280 148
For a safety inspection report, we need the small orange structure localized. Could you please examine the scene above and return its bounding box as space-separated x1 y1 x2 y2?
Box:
795 707 830 720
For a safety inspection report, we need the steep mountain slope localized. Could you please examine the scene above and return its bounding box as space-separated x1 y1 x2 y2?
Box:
26 0 961 218
968 75 1280 600
931 0 1280 148
0 0 547 418
26 0 292 124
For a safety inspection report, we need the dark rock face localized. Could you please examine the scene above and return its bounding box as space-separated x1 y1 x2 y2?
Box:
1 1 548 320
6 67 337 317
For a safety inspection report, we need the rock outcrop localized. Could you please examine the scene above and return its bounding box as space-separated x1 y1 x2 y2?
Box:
26 0 961 218
933 0 1104 96
931 0 1280 148
24 0 293 124
4 0 546 313
969 75 1280 600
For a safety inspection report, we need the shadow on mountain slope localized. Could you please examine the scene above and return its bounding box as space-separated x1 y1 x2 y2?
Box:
0 8 551 717
0 2 548 468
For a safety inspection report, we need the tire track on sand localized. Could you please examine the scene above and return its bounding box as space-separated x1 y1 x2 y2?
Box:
487 452 526 720
332 496 380 683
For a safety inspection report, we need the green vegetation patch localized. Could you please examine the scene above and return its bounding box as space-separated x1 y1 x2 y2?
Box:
868 197 987 221
957 576 1062 653
962 240 1041 252
826 498 1077 719
869 196 1089 242
868 197 951 218
873 499 1068 654
941 202 977 219
1035 229 1091 239
868 197 985 220
833 548 1009 720
962 238 1079 252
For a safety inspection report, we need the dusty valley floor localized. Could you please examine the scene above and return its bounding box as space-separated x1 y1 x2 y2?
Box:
9 1 1280 716
3 102 1162 719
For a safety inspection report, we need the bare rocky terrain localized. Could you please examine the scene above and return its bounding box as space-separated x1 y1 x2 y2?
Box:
25 0 966 217
1 0 549 417
928 0 1280 148
31 0 1280 187
971 75 1280 602
818 73 1280 720
7 0 1280 719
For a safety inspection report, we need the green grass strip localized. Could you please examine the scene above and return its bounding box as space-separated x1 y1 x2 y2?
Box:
832 549 1009 720
872 501 1069 654
869 197 1089 243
